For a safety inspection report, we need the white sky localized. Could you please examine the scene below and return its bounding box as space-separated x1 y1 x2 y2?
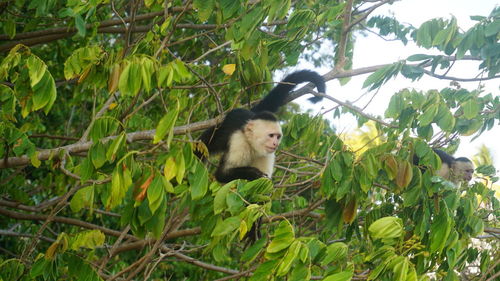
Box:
295 0 500 168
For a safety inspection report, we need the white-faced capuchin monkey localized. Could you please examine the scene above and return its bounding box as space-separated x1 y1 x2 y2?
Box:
198 70 326 183
416 149 474 184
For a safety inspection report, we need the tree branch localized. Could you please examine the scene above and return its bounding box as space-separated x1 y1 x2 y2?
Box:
0 7 190 41
421 69 500 82
0 207 200 241
335 0 354 71
346 0 395 32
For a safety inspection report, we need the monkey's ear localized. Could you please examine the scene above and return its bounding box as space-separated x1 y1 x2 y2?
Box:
245 121 254 132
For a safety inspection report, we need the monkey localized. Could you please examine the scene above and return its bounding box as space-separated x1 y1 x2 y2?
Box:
198 70 326 183
414 149 474 184
433 149 474 183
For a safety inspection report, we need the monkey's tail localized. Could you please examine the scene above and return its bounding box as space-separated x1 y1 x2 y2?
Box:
251 70 326 113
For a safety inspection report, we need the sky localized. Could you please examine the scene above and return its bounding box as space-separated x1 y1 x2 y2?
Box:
295 0 499 168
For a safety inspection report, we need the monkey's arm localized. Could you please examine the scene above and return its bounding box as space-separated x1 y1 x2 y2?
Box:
215 166 268 183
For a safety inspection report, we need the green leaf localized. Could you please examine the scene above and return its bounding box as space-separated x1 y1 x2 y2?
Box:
241 237 266 263
0 259 25 280
214 183 231 215
74 14 86 37
390 256 409 281
90 117 120 142
119 61 142 96
267 220 295 253
468 216 484 236
484 20 500 37
289 261 311 281
368 217 404 240
432 28 450 46
70 230 105 250
3 19 16 39
175 150 186 183
268 0 291 22
436 104 456 132
63 45 103 80
407 54 433 61
30 151 41 167
30 258 48 278
239 4 265 37
190 161 209 200
249 260 279 281
416 21 433 48
385 93 404 118
402 181 422 207
145 197 167 238
418 104 439 126
276 240 301 276
147 176 165 214
70 185 94 212
461 99 480 119
79 157 94 183
66 254 103 281
320 242 348 266
331 158 343 181
108 166 130 209
226 192 244 215
157 64 174 88
221 0 242 20
323 271 353 281
430 208 451 253
140 57 155 92
90 141 107 168
368 252 395 280
153 99 179 145
193 0 215 22
106 133 126 162
163 156 177 181
363 65 389 89
173 59 191 81
211 216 241 237
27 56 56 113
27 55 47 87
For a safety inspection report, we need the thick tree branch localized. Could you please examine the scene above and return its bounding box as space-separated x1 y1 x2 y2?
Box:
0 7 190 41
0 229 55 243
0 17 287 52
0 207 200 241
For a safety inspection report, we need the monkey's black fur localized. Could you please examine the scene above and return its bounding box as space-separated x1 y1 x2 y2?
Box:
414 149 472 167
198 70 326 177
413 149 473 183
250 70 326 112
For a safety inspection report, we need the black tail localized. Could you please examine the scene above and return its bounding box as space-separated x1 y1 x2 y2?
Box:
251 70 326 113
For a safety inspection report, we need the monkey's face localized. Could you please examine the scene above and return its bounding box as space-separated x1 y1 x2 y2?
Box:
245 120 282 156
452 160 474 182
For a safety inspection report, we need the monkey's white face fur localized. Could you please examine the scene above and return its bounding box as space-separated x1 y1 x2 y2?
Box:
451 161 474 182
224 119 282 177
438 161 474 184
245 120 282 155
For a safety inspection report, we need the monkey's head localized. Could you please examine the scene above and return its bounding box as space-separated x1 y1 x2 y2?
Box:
244 116 282 156
452 157 474 182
